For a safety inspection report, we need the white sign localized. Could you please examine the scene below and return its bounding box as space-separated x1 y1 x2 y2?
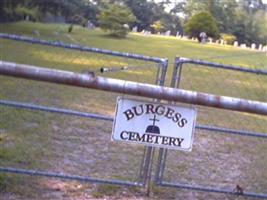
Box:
112 97 197 151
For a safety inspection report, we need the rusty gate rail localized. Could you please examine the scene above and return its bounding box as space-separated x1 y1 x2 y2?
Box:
0 60 267 116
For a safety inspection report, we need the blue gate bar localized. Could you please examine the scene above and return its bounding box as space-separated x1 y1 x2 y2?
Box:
0 99 113 121
178 57 267 75
0 33 167 64
0 167 143 187
196 124 267 138
1 99 266 139
159 181 267 199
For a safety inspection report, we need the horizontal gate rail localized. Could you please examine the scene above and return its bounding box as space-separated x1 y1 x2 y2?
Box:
0 33 167 64
0 99 113 121
1 61 267 116
0 167 142 187
177 57 267 75
1 99 267 139
197 124 267 138
159 181 267 199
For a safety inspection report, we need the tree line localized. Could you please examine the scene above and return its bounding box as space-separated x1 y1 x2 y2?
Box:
0 0 266 45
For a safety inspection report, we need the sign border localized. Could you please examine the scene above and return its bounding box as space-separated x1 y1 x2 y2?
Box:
111 97 197 151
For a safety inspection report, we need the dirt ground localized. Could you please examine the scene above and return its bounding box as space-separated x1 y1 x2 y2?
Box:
1 114 266 200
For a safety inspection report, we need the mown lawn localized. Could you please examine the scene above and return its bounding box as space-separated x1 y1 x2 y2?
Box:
0 21 266 199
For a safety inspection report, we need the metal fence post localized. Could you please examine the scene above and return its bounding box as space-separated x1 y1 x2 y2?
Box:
155 57 182 185
138 59 168 194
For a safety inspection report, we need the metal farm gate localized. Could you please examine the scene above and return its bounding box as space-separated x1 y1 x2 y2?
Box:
0 34 167 188
0 34 267 199
155 57 267 199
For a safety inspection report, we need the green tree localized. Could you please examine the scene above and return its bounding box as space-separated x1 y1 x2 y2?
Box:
14 5 41 21
172 0 238 32
185 12 219 41
172 0 266 45
160 13 182 35
97 4 136 38
122 0 162 31
0 0 96 23
233 8 267 45
151 20 164 33
0 0 28 22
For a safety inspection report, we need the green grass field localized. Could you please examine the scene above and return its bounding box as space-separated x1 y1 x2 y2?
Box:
0 21 266 199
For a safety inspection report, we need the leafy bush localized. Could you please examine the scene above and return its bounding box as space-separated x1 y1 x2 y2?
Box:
185 12 219 41
68 24 73 33
151 20 165 33
98 4 136 38
220 33 236 45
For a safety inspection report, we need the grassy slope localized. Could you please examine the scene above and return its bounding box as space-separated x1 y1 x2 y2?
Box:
0 22 266 199
1 22 266 66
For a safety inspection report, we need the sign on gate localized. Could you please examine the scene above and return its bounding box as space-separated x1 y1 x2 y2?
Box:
112 97 197 151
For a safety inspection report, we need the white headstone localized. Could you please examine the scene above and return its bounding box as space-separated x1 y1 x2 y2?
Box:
258 44 263 51
132 26 138 32
240 44 246 48
251 43 256 49
87 20 95 30
165 30 171 36
207 37 212 43
123 24 129 29
25 15 30 21
143 31 151 36
234 41 238 47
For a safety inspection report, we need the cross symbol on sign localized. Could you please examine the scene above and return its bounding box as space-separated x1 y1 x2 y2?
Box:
149 115 160 126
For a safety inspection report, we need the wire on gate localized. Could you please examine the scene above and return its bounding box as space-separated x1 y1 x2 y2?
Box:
81 66 141 74
100 66 128 73
85 64 156 74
